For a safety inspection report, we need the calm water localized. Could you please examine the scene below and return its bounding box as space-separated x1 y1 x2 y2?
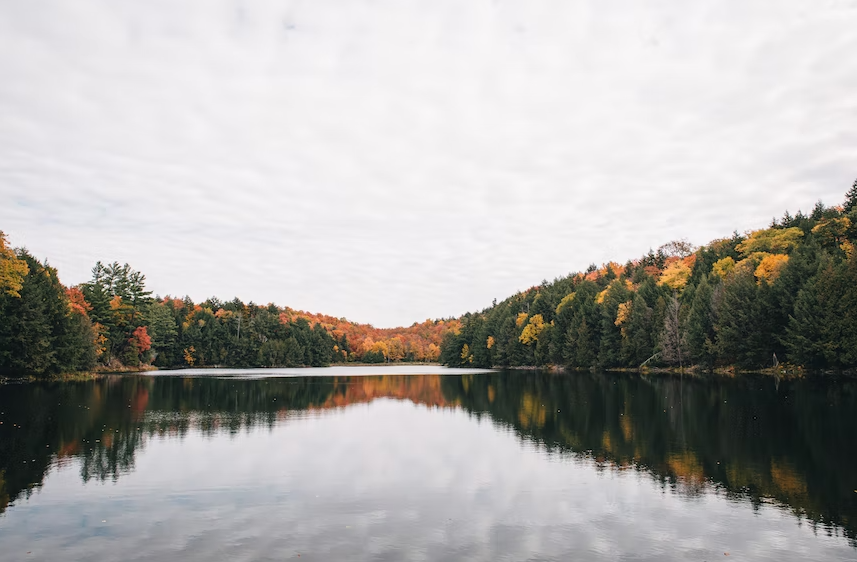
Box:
1 367 856 561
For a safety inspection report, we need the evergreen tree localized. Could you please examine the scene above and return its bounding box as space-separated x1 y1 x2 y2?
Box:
685 274 717 368
715 268 769 368
845 178 857 213
0 251 96 376
785 253 857 367
619 293 656 366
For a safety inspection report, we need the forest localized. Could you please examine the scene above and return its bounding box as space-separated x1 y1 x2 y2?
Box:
440 182 857 372
1 181 856 377
0 239 456 377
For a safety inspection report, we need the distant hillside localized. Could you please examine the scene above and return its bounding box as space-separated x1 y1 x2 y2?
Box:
440 181 857 372
2 181 856 377
0 239 457 377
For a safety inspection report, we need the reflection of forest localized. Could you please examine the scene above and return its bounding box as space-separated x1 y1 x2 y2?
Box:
1 372 855 545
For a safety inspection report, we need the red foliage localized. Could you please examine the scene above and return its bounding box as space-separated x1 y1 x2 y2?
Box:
131 326 152 353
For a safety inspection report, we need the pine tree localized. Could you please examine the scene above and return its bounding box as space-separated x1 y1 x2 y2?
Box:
619 293 656 366
785 253 857 368
714 268 768 368
659 293 686 368
845 178 857 213
685 274 717 368
0 251 96 376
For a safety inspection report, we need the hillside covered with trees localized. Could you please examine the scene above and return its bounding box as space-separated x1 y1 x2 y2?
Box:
0 239 457 377
440 182 857 372
2 182 856 377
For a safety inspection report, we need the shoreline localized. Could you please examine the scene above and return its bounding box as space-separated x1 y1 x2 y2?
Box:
4 362 855 384
502 363 857 379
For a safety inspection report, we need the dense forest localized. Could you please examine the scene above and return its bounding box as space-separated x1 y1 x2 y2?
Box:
440 182 857 372
2 182 856 377
0 236 456 377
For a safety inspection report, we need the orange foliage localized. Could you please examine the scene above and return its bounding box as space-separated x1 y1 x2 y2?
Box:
66 287 92 317
643 265 661 277
277 308 459 363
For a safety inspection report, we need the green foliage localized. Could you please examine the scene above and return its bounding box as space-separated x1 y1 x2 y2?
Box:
440 188 857 372
784 253 857 368
0 251 96 376
845 178 857 213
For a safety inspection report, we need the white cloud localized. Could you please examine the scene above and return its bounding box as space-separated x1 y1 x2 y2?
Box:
1 0 856 326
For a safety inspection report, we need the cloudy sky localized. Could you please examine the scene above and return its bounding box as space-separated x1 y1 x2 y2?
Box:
1 1 855 327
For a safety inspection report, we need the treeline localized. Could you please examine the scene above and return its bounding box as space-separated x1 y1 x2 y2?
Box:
0 237 456 377
440 182 857 371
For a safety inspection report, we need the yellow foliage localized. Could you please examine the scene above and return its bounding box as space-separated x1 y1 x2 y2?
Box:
486 336 495 349
370 340 389 358
658 259 692 291
842 239 855 259
0 231 28 298
387 337 405 361
736 227 803 255
92 322 108 358
183 346 196 366
460 343 472 363
615 301 632 326
596 288 609 304
519 314 546 345
712 257 735 279
515 312 528 327
754 254 789 284
812 217 852 245
555 292 576 314
109 295 123 310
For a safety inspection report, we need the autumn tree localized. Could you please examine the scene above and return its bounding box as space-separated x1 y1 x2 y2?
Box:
0 231 29 298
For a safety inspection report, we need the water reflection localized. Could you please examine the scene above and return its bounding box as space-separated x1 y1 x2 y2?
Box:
1 370 855 553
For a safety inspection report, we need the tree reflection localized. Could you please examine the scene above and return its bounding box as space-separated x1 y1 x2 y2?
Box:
0 371 855 545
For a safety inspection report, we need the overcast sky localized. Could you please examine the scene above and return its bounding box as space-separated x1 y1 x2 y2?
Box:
1 1 855 327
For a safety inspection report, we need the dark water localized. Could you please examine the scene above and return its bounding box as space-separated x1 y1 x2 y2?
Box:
1 367 856 561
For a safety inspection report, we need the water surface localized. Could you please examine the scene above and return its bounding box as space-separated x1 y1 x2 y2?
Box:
1 368 855 561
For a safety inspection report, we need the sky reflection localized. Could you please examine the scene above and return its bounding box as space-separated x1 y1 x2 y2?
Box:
1 395 853 562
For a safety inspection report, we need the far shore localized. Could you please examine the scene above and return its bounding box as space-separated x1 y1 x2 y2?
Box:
5 361 856 384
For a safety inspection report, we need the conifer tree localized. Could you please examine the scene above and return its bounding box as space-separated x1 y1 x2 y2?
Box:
845 178 857 213
685 274 717 368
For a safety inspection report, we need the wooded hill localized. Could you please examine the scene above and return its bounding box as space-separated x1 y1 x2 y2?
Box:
439 182 857 372
0 241 457 377
2 181 856 377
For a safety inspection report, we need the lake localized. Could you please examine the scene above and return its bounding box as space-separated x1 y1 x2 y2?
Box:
1 366 855 561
